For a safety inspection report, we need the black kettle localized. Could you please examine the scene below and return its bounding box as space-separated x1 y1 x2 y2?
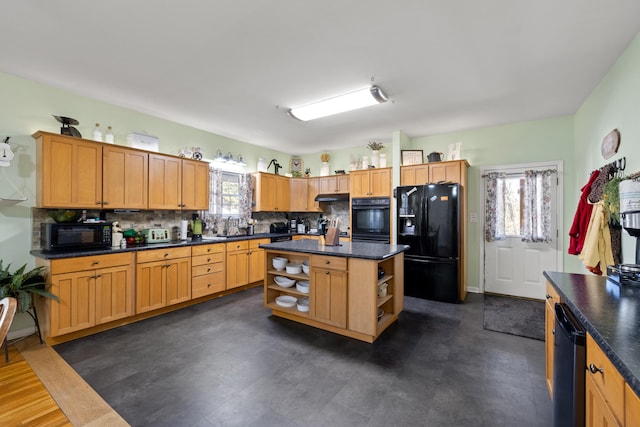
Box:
427 152 443 162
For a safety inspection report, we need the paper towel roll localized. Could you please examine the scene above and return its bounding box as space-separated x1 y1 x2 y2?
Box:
180 219 189 240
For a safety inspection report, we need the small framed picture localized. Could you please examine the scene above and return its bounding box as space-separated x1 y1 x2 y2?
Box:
401 150 424 165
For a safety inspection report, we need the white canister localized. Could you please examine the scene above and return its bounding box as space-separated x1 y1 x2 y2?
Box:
620 179 640 213
180 219 189 240
320 162 330 176
379 153 387 168
362 156 369 169
257 158 267 172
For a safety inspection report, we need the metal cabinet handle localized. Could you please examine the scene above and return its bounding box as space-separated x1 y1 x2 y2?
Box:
325 260 330 265
325 271 330 275
207 258 211 262
96 201 102 204
164 253 170 257
546 294 552 299
589 364 604 374
102 201 109 205
92 261 99 266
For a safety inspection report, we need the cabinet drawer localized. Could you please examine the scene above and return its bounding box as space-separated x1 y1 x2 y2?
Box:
191 243 225 256
137 247 191 263
250 238 270 249
50 252 133 274
310 255 347 271
192 272 225 298
226 241 249 252
586 333 624 423
192 252 224 267
192 262 224 276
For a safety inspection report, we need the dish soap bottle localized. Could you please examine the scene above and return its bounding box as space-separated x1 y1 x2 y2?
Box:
93 123 103 142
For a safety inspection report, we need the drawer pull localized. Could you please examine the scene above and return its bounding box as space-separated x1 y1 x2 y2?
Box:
546 294 552 299
92 261 99 266
207 268 211 272
207 258 211 262
164 253 169 257
326 271 330 275
589 364 604 374
325 260 330 265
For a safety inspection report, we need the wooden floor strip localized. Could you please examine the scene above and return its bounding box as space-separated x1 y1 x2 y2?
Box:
11 336 129 427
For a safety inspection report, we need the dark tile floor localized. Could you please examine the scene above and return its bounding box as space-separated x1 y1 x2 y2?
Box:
54 288 551 427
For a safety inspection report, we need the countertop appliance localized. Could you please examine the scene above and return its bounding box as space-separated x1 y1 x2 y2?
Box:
552 302 585 427
140 228 171 243
608 210 640 286
397 183 460 302
351 197 390 243
41 222 112 252
270 222 288 234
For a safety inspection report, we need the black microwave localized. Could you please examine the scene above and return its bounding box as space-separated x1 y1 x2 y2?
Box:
41 222 112 252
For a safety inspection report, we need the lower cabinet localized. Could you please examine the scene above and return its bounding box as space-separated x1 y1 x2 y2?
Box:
191 243 225 298
136 247 191 314
47 253 134 337
310 255 347 329
586 333 625 427
545 282 562 398
226 239 269 290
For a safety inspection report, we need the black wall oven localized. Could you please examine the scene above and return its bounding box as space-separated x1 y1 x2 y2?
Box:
351 197 390 243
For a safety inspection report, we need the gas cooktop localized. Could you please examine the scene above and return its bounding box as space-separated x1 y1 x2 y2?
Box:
607 264 640 287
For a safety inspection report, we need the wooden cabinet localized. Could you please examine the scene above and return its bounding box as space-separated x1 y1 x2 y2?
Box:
349 168 391 197
102 145 149 209
290 178 309 212
47 253 133 337
625 384 640 426
319 174 350 194
253 172 290 212
400 160 469 186
545 282 561 398
136 247 191 313
310 255 347 328
307 177 322 212
35 131 102 208
192 243 225 298
34 130 208 210
226 238 269 289
181 159 210 210
586 333 625 426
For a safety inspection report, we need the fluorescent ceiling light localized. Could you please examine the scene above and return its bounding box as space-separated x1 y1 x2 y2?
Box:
288 85 388 121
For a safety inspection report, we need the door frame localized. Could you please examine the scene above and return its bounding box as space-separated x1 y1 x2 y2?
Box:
478 160 564 294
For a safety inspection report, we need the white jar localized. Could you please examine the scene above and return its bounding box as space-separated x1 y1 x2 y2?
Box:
362 156 369 169
104 126 114 144
93 123 103 142
320 162 330 176
257 157 267 172
379 153 387 168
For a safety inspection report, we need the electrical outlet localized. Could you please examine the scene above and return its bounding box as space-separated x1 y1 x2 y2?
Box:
469 213 478 223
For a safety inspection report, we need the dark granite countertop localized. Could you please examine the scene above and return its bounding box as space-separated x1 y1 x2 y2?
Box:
30 232 305 260
544 271 640 396
259 239 409 260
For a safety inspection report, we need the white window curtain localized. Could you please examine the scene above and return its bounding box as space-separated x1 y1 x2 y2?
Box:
522 169 556 243
484 172 507 242
207 167 253 219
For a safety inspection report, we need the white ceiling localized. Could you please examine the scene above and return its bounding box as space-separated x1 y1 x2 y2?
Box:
2 1 639 154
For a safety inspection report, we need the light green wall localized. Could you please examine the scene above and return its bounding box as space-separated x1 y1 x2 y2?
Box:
410 116 575 290
574 33 640 269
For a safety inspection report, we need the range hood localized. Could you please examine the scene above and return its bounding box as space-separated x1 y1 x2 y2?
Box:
314 193 349 202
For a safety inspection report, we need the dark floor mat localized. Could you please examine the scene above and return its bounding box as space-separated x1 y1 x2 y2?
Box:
483 294 545 341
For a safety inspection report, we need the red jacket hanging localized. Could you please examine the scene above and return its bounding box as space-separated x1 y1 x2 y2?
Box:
568 170 600 255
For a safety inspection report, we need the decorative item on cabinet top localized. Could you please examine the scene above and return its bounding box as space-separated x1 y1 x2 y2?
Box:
178 146 204 160
52 115 81 138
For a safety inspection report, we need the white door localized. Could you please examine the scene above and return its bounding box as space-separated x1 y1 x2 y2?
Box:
483 162 562 300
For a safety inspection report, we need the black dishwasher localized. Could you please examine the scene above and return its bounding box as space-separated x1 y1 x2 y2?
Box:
553 303 586 427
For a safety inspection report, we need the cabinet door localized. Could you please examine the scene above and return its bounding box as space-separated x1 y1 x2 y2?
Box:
400 165 429 186
182 159 210 210
39 134 102 208
586 373 621 427
429 162 461 184
319 176 335 194
253 172 276 211
102 145 148 209
307 178 321 212
369 168 391 197
226 241 249 289
166 257 192 306
50 271 96 336
248 239 268 284
136 260 167 314
148 153 182 209
545 282 561 398
349 170 370 197
336 175 350 192
290 178 309 212
625 383 640 427
275 175 290 211
312 268 347 328
95 264 134 324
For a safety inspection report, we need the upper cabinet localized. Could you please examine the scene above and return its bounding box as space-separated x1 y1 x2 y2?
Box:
400 160 469 186
253 172 290 212
34 131 209 211
350 168 392 198
319 175 350 194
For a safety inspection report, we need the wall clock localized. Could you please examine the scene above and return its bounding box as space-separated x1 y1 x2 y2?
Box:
290 157 303 173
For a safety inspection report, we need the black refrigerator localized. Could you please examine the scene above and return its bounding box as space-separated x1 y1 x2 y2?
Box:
397 183 460 303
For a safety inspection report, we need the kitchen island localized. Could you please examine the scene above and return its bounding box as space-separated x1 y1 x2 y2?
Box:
260 239 409 343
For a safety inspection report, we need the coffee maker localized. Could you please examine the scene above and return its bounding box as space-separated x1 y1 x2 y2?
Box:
608 211 640 286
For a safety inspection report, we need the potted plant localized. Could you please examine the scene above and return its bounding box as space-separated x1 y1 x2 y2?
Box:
0 261 58 313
